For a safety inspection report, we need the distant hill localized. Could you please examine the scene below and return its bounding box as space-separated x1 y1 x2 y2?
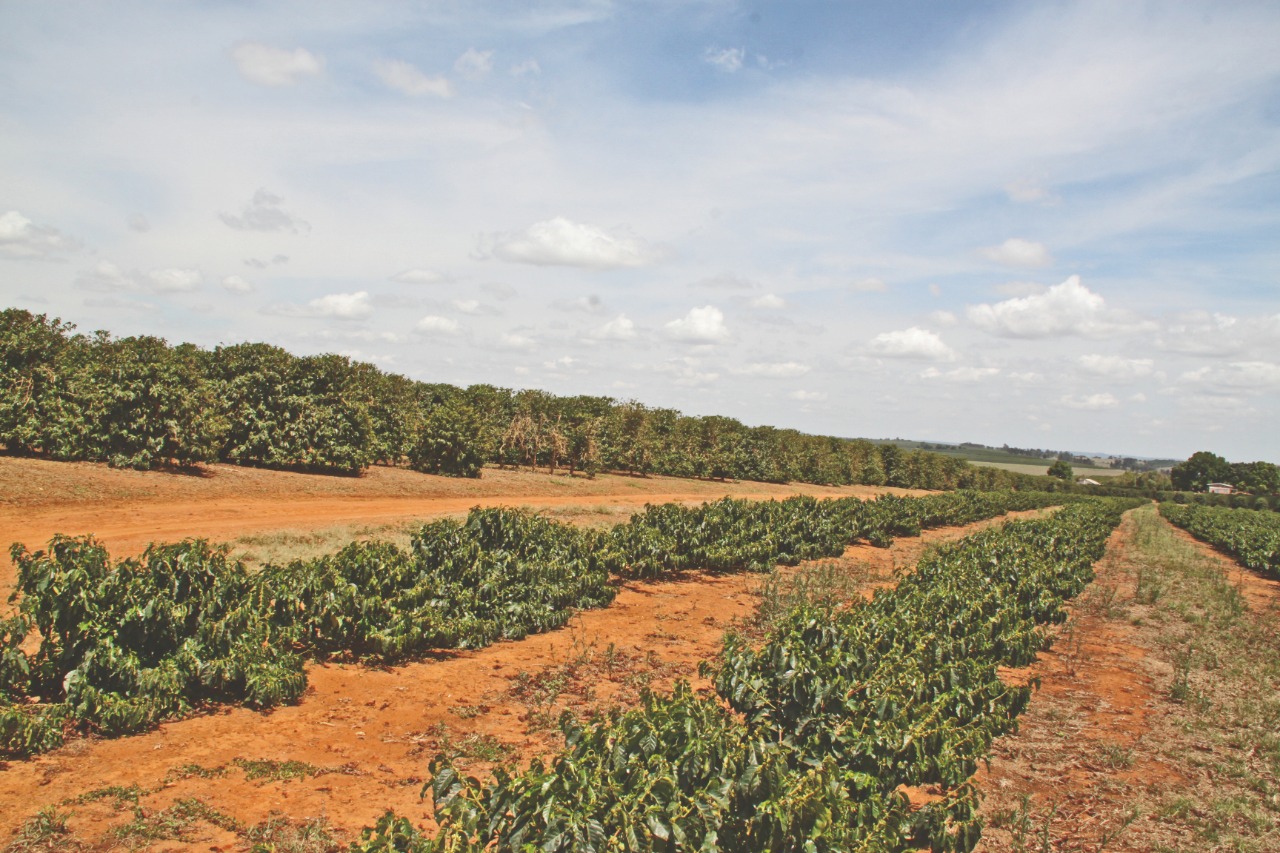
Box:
866 439 1178 476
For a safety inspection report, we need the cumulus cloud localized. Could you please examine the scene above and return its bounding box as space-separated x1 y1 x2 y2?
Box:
750 293 785 309
391 268 448 284
590 314 637 341
967 276 1142 339
789 390 827 402
704 46 745 72
220 189 309 233
511 59 541 76
929 310 958 326
148 268 202 292
664 305 729 344
1179 361 1280 393
454 48 493 80
487 217 660 269
309 291 372 320
221 275 253 293
1060 393 1120 411
866 327 956 361
498 332 537 350
77 261 201 293
1077 354 1154 379
1156 312 1280 358
980 237 1051 268
920 366 1000 382
0 210 81 259
374 59 452 97
231 42 323 87
735 361 811 378
416 315 461 335
657 358 719 387
245 254 289 269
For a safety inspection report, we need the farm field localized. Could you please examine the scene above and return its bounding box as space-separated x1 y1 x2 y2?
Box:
0 460 1276 850
0 459 1012 846
969 460 1125 478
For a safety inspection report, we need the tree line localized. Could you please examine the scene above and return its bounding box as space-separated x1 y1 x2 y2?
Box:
0 307 1028 490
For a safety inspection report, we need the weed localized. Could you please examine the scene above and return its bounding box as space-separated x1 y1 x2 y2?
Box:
2 806 77 853
232 757 322 782
246 814 343 853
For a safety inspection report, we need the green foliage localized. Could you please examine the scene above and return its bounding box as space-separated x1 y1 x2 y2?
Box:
408 398 484 478
1047 459 1073 481
386 497 1136 852
1171 451 1232 492
1160 502 1280 579
210 345 374 475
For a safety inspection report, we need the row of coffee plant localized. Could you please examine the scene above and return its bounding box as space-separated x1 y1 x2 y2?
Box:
358 498 1139 852
0 490 1058 758
0 307 1029 489
1160 503 1280 579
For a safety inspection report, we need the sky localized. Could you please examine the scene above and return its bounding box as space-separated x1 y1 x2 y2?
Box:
2 1 1279 462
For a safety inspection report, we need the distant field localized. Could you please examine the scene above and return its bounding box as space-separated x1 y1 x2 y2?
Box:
970 460 1125 478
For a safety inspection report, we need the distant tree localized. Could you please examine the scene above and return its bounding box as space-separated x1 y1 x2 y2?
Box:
1170 451 1232 492
1047 459 1074 481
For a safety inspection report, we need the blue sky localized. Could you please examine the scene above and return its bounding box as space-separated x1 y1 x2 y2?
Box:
2 1 1279 461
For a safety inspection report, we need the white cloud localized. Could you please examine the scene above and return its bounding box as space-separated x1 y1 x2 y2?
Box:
967 276 1140 339
735 361 811 378
920 366 1000 382
511 59 541 76
1060 393 1120 410
498 332 537 350
231 42 323 87
850 277 887 292
704 46 745 73
657 358 719 387
309 291 372 320
866 327 956 361
391 268 449 284
148 268 202 292
980 237 1051 268
221 275 253 294
664 305 729 344
487 217 660 269
451 299 482 314
590 314 637 341
1179 361 1280 392
1156 312 1280 358
416 315 461 335
929 310 957 326
1077 354 1154 379
77 261 200 293
750 293 786 309
374 59 452 97
77 260 135 291
219 189 308 233
789 390 827 402
454 48 493 80
0 210 80 259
